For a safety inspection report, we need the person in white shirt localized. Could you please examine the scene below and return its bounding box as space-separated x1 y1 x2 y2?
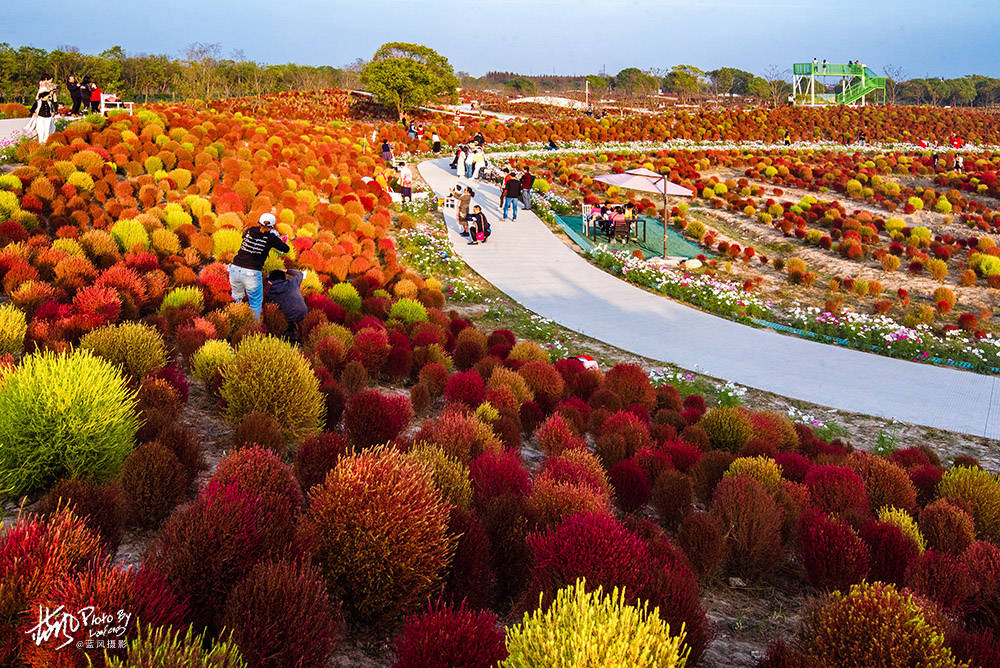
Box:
398 162 414 202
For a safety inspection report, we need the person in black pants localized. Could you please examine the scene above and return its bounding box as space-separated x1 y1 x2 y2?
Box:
465 206 490 245
66 76 82 115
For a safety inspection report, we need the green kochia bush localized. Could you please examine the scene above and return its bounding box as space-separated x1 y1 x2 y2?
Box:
0 350 140 498
0 304 26 356
105 624 246 668
79 321 168 379
220 334 324 443
159 286 205 314
389 297 429 324
328 282 362 312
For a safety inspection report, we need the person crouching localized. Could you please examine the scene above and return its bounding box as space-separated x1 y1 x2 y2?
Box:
465 205 490 245
266 269 308 343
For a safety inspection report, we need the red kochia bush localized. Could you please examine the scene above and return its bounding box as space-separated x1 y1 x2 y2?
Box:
441 507 495 610
391 601 507 668
21 561 187 668
118 440 188 529
652 468 693 530
526 512 709 663
147 483 292 628
858 520 919 587
804 465 869 520
595 410 653 469
608 457 651 513
222 559 342 668
603 363 657 411
444 369 487 407
798 509 869 591
663 439 703 473
905 550 974 613
231 410 286 453
909 464 943 505
962 541 1000 631
710 475 784 578
919 498 976 554
848 452 917 514
774 451 812 483
517 360 565 410
678 511 725 581
205 445 303 512
39 478 126 554
294 432 351 494
947 628 1000 668
302 447 453 628
343 388 413 448
469 450 531 508
533 413 585 455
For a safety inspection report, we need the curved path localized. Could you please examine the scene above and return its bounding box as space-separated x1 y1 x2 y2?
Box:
418 158 1000 439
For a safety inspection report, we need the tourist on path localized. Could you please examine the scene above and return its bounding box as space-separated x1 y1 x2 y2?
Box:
503 174 522 220
465 205 490 244
451 185 473 236
229 212 290 319
520 167 534 210
66 76 83 115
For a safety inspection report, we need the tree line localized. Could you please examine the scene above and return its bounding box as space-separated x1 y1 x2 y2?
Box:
0 43 356 105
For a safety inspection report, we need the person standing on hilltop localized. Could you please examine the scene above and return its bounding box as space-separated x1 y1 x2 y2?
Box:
229 212 290 320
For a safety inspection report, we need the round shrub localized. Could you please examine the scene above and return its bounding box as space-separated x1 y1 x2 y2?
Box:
859 520 920 587
538 448 611 500
79 322 167 379
517 360 565 408
0 350 140 498
303 446 455 628
699 407 754 452
470 449 531 507
0 304 26 356
504 580 690 668
804 465 870 519
392 601 507 668
677 511 725 581
848 452 917 514
534 413 585 456
726 456 783 491
877 506 925 552
105 624 245 668
938 465 1000 540
595 410 653 469
710 474 784 578
328 282 362 312
389 297 428 324
803 582 961 667
0 508 103 663
119 441 188 529
748 411 799 451
919 499 976 554
527 476 612 529
191 339 234 383
798 509 870 591
293 431 350 494
607 457 651 513
444 369 487 407
410 442 473 511
147 482 295 628
222 559 341 668
220 334 324 443
231 410 286 454
344 388 413 448
39 478 126 553
691 449 737 502
905 549 974 613
206 445 303 512
158 285 205 314
603 363 656 412
961 540 1000 631
652 469 693 530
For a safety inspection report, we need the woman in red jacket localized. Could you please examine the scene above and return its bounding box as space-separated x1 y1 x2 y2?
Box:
89 82 102 113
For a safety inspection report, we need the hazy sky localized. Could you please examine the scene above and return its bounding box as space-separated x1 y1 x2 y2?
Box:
3 0 998 79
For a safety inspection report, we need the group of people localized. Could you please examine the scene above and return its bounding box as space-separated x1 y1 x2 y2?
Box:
23 75 107 143
589 201 639 242
452 144 488 180
449 184 490 245
227 212 309 341
498 167 534 220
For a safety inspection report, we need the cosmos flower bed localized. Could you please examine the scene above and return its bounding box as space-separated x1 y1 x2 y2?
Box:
2 94 1000 667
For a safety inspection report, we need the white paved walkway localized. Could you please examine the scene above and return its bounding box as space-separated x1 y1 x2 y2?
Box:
418 158 1000 439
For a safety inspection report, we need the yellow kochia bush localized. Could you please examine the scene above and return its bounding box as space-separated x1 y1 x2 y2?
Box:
219 334 324 442
79 322 167 379
0 303 27 356
503 579 690 668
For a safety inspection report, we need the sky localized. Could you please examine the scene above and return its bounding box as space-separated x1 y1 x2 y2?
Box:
3 0 999 79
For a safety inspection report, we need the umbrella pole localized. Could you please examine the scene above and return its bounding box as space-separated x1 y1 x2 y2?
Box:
662 187 668 259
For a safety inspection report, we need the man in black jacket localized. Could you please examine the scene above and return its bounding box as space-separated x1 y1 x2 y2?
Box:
502 175 522 220
228 212 290 319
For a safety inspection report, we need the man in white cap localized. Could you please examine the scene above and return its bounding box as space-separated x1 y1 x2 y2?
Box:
228 212 290 319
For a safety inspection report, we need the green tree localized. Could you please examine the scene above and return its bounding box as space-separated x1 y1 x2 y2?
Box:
361 42 457 119
614 67 657 96
508 76 537 95
746 76 771 100
663 64 705 99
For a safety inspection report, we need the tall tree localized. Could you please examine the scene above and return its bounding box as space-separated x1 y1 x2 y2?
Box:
361 42 457 119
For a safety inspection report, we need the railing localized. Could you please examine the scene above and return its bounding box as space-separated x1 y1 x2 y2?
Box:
793 63 869 77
